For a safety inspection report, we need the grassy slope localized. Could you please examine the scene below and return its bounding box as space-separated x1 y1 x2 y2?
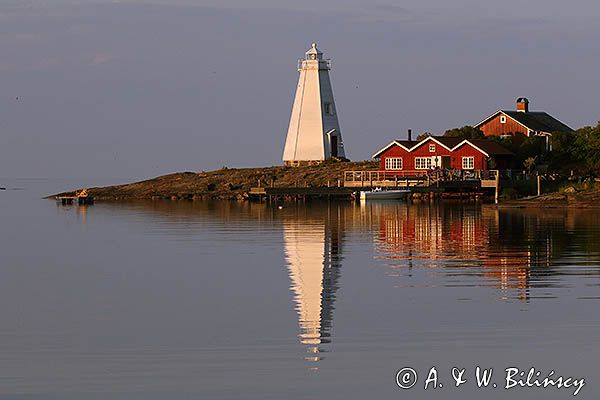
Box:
48 161 378 200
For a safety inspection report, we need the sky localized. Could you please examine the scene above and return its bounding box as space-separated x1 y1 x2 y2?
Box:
1 0 599 181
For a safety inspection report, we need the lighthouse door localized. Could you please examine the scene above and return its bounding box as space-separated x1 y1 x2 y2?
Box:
331 136 338 158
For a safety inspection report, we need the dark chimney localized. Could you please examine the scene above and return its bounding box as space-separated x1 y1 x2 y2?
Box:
516 97 529 113
408 129 412 142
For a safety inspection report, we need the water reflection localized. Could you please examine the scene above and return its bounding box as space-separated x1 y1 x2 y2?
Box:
55 200 600 355
369 203 600 301
282 206 344 362
37 196 600 397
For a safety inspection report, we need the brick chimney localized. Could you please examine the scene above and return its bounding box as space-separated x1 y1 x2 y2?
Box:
516 97 529 113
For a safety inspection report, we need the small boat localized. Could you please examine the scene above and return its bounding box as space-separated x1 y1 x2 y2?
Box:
360 187 411 201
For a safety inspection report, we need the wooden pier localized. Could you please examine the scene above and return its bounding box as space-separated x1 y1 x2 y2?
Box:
56 189 94 205
248 169 537 203
249 186 356 202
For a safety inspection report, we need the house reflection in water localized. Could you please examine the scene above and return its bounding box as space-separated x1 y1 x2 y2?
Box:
371 203 558 301
282 206 344 362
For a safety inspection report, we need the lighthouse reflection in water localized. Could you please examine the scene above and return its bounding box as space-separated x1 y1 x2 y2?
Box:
283 206 343 362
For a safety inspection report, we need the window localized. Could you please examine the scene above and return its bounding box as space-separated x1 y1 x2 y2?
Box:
462 156 475 170
324 103 333 115
429 144 436 152
415 157 432 169
500 115 507 124
385 157 403 170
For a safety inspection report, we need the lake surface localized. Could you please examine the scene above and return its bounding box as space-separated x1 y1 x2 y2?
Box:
1 179 600 399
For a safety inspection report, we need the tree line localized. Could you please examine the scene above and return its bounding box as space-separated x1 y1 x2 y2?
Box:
441 123 600 175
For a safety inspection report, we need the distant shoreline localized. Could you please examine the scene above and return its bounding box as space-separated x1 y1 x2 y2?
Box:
46 162 600 207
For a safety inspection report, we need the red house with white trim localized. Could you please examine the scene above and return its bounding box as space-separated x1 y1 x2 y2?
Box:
474 98 573 149
372 136 514 175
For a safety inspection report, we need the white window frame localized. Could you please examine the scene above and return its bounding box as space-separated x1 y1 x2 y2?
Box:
429 144 436 152
462 156 475 170
500 115 507 124
385 157 403 170
415 157 432 170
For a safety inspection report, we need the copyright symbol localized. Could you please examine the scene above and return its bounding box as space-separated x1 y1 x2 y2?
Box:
395 367 418 389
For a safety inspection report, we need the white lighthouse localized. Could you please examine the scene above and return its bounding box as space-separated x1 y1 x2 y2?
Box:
282 43 345 166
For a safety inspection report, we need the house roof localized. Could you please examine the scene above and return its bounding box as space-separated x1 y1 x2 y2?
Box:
474 110 573 133
502 111 573 133
394 140 414 148
420 136 463 149
457 139 515 157
371 136 458 158
371 140 414 158
372 135 512 158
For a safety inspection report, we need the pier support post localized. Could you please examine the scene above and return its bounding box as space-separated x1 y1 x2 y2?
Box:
494 172 500 204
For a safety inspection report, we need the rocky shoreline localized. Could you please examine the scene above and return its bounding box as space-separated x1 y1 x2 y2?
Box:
48 163 600 207
47 161 377 201
496 186 600 208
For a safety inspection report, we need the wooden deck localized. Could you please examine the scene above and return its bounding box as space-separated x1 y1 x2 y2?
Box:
247 170 539 203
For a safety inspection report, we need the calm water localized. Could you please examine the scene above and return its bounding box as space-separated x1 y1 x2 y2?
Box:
1 179 600 399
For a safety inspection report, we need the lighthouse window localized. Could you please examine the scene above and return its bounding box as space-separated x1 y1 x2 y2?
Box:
324 103 333 115
500 115 507 124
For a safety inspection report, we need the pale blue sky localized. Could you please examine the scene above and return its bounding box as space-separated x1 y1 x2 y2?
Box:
1 0 599 180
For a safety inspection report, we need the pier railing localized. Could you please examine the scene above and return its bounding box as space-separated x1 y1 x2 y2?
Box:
343 169 508 188
343 170 428 187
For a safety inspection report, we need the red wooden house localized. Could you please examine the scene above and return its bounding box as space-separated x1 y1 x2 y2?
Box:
474 97 573 149
372 136 514 175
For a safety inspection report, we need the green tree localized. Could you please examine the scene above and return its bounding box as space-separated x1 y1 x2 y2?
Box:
550 131 575 163
416 132 433 141
571 122 600 174
443 126 485 140
518 136 545 159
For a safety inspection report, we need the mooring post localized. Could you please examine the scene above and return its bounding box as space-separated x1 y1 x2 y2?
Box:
495 171 500 204
537 174 541 196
